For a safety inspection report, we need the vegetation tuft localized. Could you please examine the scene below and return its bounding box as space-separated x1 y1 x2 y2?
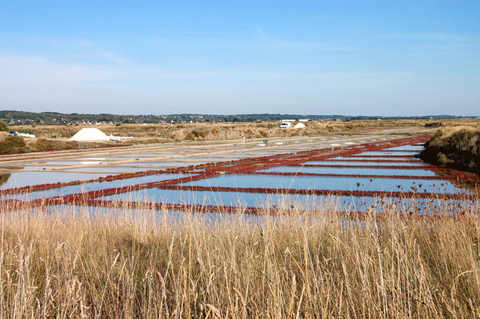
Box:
29 138 79 151
0 173 10 186
420 127 480 174
0 136 29 154
0 120 8 132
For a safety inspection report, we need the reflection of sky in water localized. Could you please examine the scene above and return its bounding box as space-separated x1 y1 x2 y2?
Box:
0 172 112 190
260 166 438 176
34 161 92 165
120 161 209 166
187 174 468 194
98 189 478 216
44 205 264 225
352 151 419 156
3 141 470 218
1 173 191 200
305 161 426 166
65 166 157 172
384 145 424 151
331 156 419 161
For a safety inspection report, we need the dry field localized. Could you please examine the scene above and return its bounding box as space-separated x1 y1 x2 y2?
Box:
8 118 480 148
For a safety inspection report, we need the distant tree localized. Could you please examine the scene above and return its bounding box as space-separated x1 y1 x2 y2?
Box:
0 120 8 132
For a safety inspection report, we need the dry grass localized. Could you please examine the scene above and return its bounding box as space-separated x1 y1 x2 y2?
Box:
435 126 479 139
0 198 479 318
2 118 476 152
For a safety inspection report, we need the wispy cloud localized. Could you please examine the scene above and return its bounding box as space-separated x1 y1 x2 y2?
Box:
99 51 134 67
78 39 94 47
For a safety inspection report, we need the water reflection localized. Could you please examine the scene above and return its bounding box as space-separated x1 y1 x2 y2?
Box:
0 173 11 187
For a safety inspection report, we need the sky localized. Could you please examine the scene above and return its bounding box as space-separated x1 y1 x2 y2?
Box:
0 1 479 116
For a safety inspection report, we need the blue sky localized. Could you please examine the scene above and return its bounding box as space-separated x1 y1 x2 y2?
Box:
0 1 479 116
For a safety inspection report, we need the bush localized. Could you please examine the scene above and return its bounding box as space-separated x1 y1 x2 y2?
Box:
0 173 11 187
437 152 449 165
17 128 38 135
420 128 480 173
425 122 444 128
0 120 8 132
0 136 29 154
30 138 78 151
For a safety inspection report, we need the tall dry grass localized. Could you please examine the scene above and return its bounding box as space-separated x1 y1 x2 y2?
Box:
0 200 479 318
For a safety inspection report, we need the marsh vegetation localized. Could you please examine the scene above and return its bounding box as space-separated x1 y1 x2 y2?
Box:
0 199 479 318
420 127 480 174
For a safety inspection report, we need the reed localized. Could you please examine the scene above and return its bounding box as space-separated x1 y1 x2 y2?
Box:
0 196 479 318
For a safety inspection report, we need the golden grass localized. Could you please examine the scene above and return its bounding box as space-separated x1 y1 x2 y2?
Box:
0 118 473 153
435 126 479 139
1 198 479 318
13 118 479 143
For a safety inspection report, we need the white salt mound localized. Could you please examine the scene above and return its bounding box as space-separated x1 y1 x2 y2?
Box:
70 128 109 141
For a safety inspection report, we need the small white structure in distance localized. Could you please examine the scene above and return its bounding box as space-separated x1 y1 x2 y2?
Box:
18 133 36 138
294 123 306 129
279 122 292 128
70 128 109 141
108 135 133 141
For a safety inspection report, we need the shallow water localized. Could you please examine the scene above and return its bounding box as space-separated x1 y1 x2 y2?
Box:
113 153 180 157
65 166 159 172
1 173 192 200
352 151 419 156
97 188 478 215
332 156 419 161
306 161 427 167
35 160 96 165
2 141 472 217
99 188 327 210
0 172 113 190
384 145 424 151
170 157 226 162
120 161 209 166
259 166 438 176
187 174 468 194
43 204 264 225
